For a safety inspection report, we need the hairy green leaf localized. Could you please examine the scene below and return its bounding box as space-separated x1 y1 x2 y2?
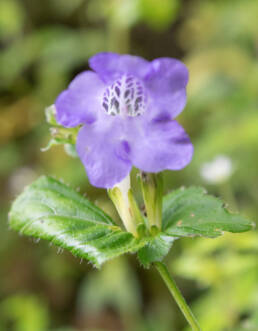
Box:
9 180 253 269
137 234 176 268
9 176 145 267
162 187 254 238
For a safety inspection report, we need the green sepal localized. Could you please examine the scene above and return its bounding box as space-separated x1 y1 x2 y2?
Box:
150 225 160 236
41 137 72 152
139 172 163 229
108 186 138 236
108 186 144 237
136 223 148 238
43 105 80 152
128 189 145 225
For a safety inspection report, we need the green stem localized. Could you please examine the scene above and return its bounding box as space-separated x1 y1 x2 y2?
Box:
154 262 202 331
219 181 238 212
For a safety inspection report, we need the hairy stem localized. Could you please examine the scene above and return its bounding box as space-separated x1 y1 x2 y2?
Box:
154 262 202 331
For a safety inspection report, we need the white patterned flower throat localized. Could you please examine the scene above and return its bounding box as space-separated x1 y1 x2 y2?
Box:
102 75 147 117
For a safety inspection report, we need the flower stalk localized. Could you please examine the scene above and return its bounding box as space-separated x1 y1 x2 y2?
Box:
154 262 202 331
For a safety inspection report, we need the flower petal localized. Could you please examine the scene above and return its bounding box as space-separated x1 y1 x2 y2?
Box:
128 118 193 172
89 52 150 83
55 71 105 128
76 118 132 188
144 58 189 119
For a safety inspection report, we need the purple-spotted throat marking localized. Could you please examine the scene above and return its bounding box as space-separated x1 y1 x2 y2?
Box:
102 75 147 117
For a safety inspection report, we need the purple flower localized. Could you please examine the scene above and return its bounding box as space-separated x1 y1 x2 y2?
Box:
55 53 193 188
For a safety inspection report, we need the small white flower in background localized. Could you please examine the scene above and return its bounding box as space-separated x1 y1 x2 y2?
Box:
200 155 234 184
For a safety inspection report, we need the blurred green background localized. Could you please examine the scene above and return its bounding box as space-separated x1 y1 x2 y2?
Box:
0 0 257 330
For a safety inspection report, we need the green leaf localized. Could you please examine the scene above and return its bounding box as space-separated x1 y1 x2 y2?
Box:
9 180 254 269
162 187 254 238
137 234 176 268
9 176 145 267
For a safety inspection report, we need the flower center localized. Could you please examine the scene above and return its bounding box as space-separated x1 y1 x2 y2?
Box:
102 75 147 117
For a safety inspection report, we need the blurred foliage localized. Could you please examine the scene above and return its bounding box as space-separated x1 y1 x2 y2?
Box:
138 0 180 30
173 232 258 331
87 0 179 30
0 0 257 330
0 0 25 40
0 294 49 331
